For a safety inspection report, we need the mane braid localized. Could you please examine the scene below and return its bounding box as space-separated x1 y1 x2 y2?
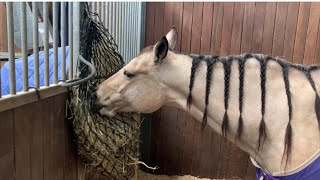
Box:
306 68 320 129
222 57 232 138
187 56 202 109
202 56 217 129
281 62 293 167
236 55 248 140
257 55 268 152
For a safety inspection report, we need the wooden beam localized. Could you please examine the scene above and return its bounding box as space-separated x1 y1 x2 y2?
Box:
0 85 68 113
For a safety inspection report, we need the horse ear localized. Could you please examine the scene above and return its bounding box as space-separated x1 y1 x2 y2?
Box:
165 27 177 50
153 36 169 63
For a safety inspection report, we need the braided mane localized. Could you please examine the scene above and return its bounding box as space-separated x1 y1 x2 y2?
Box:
185 52 320 164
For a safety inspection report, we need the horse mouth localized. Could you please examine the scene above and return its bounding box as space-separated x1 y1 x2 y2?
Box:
98 103 127 117
99 107 116 117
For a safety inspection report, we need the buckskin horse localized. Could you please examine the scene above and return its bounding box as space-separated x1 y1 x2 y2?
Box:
96 28 320 180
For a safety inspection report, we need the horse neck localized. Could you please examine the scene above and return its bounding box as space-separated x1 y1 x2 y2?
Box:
161 53 320 173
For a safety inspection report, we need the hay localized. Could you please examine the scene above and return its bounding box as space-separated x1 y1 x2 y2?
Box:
69 3 140 179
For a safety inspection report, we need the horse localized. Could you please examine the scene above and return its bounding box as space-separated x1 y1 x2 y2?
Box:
96 28 320 180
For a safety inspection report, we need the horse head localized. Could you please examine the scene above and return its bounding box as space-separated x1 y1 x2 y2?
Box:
96 28 179 116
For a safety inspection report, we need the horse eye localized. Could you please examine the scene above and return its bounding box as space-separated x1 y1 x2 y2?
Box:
124 70 135 78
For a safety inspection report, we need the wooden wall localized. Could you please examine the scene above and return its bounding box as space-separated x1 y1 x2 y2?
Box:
145 2 320 179
0 92 80 180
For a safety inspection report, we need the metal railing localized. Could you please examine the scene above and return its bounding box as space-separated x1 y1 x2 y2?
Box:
89 2 146 64
1 2 80 98
0 2 145 100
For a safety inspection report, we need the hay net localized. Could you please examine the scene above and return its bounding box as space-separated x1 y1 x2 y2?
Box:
69 3 140 179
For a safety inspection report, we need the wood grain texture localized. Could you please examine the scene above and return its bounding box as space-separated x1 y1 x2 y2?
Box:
200 3 214 55
261 2 277 55
145 3 155 46
240 3 256 53
14 103 33 180
272 2 289 57
220 3 234 55
0 110 14 180
251 3 266 53
304 2 320 65
230 3 245 55
210 2 224 55
172 3 184 51
181 2 193 53
293 2 311 64
30 100 44 180
283 2 300 62
43 97 55 180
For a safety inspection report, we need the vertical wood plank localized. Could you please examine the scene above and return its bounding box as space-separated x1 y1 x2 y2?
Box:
240 3 256 53
210 2 224 55
43 97 55 180
172 3 184 51
30 100 44 180
181 2 193 53
220 3 234 56
64 95 78 180
230 3 245 54
53 94 66 180
315 17 320 65
272 2 289 57
175 109 187 175
261 2 277 55
251 2 266 53
283 2 300 62
293 2 311 64
145 3 155 46
200 3 214 54
163 2 174 33
199 126 213 177
303 2 320 65
190 2 203 54
14 105 32 180
154 2 165 42
14 104 32 180
0 110 14 180
0 2 8 52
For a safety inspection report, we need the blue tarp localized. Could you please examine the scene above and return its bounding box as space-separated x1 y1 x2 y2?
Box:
1 46 69 96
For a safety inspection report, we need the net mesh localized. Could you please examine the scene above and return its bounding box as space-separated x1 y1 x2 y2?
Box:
69 3 140 179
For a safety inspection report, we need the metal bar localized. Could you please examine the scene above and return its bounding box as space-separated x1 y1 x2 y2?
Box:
73 2 80 77
134 3 138 55
21 2 28 92
119 2 123 55
137 3 142 53
6 2 16 94
43 2 49 86
123 2 126 62
108 2 112 33
68 2 73 79
53 2 58 84
104 2 107 27
61 2 66 81
129 3 133 60
115 3 119 44
112 2 116 36
33 2 39 89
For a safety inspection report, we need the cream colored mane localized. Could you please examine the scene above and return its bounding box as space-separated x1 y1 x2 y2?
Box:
96 28 320 176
